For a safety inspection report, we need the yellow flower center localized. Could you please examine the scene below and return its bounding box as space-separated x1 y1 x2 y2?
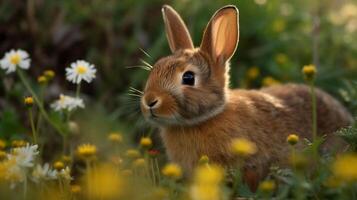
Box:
10 54 20 65
76 65 87 74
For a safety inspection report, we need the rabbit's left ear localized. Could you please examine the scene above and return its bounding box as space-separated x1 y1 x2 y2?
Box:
162 5 194 52
200 5 239 65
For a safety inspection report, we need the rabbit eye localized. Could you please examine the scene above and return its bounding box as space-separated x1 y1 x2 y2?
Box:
182 71 195 86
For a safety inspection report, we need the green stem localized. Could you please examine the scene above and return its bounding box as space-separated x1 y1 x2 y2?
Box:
150 158 156 185
29 109 37 144
76 83 81 98
17 69 65 136
35 85 45 134
310 81 317 142
154 158 161 185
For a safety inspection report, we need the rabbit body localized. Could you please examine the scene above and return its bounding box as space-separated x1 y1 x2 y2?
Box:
140 5 353 183
161 84 352 176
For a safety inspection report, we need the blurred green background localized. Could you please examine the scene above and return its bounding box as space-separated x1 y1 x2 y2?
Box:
0 0 356 147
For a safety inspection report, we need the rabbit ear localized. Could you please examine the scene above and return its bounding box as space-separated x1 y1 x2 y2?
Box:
200 5 239 65
162 5 194 52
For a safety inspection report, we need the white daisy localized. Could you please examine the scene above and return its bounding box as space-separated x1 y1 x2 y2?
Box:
51 94 85 111
0 49 31 74
31 163 57 183
66 60 96 84
58 166 73 181
8 144 39 168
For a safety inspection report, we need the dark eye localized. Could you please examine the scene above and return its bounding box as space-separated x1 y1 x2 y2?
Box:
182 71 195 86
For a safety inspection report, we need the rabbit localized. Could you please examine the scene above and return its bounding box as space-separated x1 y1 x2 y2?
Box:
140 5 353 189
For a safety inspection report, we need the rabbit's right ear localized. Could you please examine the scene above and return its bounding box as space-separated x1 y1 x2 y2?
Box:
162 5 194 53
200 6 239 65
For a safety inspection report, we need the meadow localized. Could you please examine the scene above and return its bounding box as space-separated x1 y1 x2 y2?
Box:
0 0 357 199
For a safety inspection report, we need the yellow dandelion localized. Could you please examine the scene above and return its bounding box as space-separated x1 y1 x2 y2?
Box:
259 180 276 192
247 66 260 80
125 149 140 159
162 163 182 180
287 134 299 145
302 64 317 81
108 132 123 143
37 75 47 85
44 70 55 80
11 140 27 148
132 158 146 168
0 139 6 149
262 76 280 87
76 144 97 160
0 150 6 160
231 138 257 158
24 97 34 107
140 137 152 148
53 161 65 171
71 184 81 194
332 153 357 182
190 165 224 200
85 164 123 199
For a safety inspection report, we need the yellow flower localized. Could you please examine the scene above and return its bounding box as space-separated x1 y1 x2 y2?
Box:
246 66 260 80
11 140 27 148
85 164 123 199
302 64 317 81
24 97 34 107
199 155 209 165
53 161 65 170
0 139 6 149
231 138 257 157
258 180 276 192
287 134 299 145
190 165 224 200
44 70 55 80
275 53 288 65
132 158 146 168
71 184 81 194
76 144 97 160
262 76 280 87
108 132 123 143
37 75 47 85
140 137 152 148
162 163 182 180
125 149 140 159
0 150 6 160
332 153 357 182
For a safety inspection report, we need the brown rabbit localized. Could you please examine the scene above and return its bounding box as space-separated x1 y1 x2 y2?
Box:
140 5 353 187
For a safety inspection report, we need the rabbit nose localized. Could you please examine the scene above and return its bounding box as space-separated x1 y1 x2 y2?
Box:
148 100 158 108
